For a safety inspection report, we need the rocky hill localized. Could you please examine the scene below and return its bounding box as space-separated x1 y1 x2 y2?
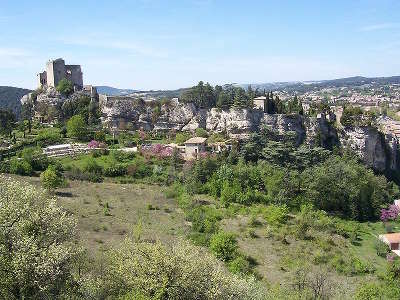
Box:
0 86 31 118
22 88 400 182
99 95 400 181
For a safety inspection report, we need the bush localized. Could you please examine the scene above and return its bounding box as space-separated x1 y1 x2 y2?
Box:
228 255 253 275
9 158 33 176
40 165 63 191
355 282 386 300
0 176 78 299
127 160 152 179
264 204 288 225
375 240 390 257
82 157 103 175
187 206 221 244
95 238 266 300
195 128 208 138
35 128 62 147
175 132 191 144
209 231 238 262
65 166 103 183
19 147 50 171
56 78 74 96
103 163 127 177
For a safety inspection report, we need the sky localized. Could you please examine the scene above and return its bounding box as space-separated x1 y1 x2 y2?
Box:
0 0 399 90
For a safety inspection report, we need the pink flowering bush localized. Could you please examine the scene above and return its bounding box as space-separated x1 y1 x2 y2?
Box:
88 140 100 149
380 204 400 222
141 144 174 159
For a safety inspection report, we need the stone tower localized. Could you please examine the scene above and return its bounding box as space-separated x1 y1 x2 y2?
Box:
37 58 83 89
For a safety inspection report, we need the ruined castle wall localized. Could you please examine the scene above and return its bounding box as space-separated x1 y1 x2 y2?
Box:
46 59 66 87
37 71 47 87
66 65 83 88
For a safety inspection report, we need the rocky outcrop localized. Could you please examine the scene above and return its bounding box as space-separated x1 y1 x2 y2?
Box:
36 87 66 106
99 95 146 128
153 101 197 131
339 126 399 174
262 114 306 145
205 108 263 133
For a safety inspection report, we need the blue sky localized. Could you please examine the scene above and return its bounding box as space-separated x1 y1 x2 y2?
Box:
0 0 399 90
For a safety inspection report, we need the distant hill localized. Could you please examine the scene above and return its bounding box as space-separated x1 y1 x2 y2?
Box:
243 76 400 93
0 86 31 119
96 86 138 96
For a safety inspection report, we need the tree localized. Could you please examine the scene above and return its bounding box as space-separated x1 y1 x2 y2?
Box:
21 101 33 133
96 237 265 299
67 115 88 141
302 156 393 221
56 79 74 96
233 88 248 108
0 109 16 137
40 165 63 191
0 176 78 299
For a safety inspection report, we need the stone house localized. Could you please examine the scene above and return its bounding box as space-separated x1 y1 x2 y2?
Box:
379 233 400 253
253 96 267 112
184 137 207 159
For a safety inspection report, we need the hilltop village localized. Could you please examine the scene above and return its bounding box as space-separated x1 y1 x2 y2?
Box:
3 59 400 299
15 59 400 178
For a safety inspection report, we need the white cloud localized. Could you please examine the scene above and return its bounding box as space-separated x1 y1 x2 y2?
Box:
359 23 400 32
56 35 168 59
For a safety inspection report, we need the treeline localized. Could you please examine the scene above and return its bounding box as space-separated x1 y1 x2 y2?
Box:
180 81 304 114
180 128 398 222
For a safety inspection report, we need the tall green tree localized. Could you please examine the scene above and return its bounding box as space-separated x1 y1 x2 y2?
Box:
67 115 88 141
0 109 16 137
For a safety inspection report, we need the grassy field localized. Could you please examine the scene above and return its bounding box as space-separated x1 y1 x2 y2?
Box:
220 210 388 294
8 176 189 254
2 174 393 298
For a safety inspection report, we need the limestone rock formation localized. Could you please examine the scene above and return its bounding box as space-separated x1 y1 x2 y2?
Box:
339 126 399 174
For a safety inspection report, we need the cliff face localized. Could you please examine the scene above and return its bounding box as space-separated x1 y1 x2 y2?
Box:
339 127 400 175
26 92 400 179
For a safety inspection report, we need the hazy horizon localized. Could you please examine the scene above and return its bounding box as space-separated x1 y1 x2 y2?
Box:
1 0 399 90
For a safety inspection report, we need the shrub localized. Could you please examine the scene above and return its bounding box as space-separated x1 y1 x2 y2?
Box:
35 128 62 147
97 238 266 300
374 239 390 257
103 163 127 177
0 176 78 299
40 165 63 191
82 157 103 175
355 282 386 300
187 206 221 237
65 166 103 183
127 160 152 178
228 255 253 275
195 128 208 138
264 204 288 225
56 78 74 95
9 158 33 176
175 132 191 144
209 231 238 262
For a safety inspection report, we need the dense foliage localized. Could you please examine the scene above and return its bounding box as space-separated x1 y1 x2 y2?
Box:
0 176 78 299
67 115 88 141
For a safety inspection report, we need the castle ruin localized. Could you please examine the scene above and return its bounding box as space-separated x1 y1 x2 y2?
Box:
37 58 83 89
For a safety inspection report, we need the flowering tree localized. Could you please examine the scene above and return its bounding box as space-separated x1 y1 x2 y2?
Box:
141 144 174 159
380 204 400 222
88 140 100 149
88 140 106 149
0 176 78 299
